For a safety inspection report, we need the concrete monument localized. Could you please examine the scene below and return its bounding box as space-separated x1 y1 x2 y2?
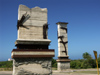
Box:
56 22 70 71
11 5 55 75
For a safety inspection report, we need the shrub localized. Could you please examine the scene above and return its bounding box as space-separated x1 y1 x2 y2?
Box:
70 60 81 69
52 58 57 68
0 61 13 68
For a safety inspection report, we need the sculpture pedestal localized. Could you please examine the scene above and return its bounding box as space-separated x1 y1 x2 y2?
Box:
56 56 70 71
11 5 55 75
12 49 54 75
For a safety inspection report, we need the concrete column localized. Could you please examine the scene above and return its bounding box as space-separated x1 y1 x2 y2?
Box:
56 22 70 71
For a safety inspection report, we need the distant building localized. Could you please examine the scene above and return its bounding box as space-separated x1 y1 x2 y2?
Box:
8 58 13 61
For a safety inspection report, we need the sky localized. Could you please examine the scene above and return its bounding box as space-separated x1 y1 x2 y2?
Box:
0 0 100 61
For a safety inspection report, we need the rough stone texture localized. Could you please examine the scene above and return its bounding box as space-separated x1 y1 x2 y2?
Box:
57 62 70 71
18 5 48 40
13 58 52 75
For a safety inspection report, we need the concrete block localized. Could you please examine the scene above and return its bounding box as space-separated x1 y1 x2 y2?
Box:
13 58 52 75
57 62 70 71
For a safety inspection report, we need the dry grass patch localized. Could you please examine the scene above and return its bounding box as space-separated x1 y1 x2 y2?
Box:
75 71 100 74
0 68 13 71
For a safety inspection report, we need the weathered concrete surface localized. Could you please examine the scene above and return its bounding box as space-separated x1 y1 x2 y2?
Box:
57 23 68 56
57 62 70 71
12 4 54 75
56 22 70 71
13 58 52 75
18 5 48 40
12 51 54 56
18 5 47 26
18 26 44 39
15 39 51 45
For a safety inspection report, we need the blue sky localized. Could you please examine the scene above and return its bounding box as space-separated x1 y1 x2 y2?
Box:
0 0 100 61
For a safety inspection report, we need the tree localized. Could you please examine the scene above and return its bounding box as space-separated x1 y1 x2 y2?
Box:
70 52 96 69
83 52 92 59
82 52 96 68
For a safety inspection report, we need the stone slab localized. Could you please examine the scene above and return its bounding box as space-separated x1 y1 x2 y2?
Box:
15 39 51 45
12 49 55 58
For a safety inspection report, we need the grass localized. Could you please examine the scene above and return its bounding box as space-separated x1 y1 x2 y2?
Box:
0 68 13 71
52 67 57 70
74 71 100 74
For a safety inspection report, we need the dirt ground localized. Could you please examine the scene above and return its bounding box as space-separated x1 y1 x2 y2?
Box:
0 68 100 75
53 73 97 75
0 72 98 75
53 68 100 75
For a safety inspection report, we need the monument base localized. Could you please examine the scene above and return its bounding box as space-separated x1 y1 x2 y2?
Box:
13 58 52 75
12 49 54 75
56 56 70 71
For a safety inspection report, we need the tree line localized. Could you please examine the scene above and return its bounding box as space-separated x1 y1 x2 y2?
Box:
0 52 100 69
0 61 13 68
71 52 100 69
52 52 100 69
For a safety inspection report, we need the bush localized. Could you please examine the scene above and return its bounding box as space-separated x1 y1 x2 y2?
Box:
52 58 57 68
70 52 97 69
98 57 100 68
70 60 82 69
0 61 13 68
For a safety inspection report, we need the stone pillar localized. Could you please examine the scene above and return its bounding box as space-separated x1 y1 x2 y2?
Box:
11 5 55 75
56 22 70 71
